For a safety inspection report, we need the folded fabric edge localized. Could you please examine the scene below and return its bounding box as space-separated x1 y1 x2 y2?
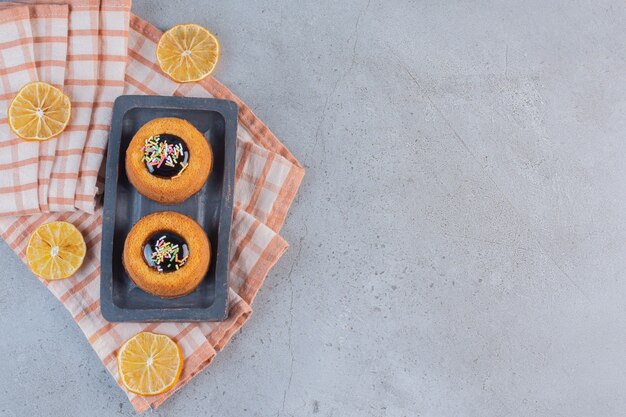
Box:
100 0 132 10
0 8 42 215
0 5 28 22
29 4 68 16
73 0 132 213
265 163 305 233
0 3 68 16
8 2 130 16
232 139 305 232
239 233 290 305
209 297 254 350
8 3 68 16
12 0 101 9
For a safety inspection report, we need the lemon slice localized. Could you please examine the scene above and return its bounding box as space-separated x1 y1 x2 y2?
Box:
156 23 220 83
117 332 184 396
26 221 86 280
9 81 71 141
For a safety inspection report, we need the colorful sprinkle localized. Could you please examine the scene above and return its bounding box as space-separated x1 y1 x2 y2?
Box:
142 135 186 171
150 235 188 272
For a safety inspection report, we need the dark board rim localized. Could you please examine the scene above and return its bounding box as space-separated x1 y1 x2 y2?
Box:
100 95 237 322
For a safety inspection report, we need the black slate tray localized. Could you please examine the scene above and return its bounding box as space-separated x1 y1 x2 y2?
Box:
100 95 237 322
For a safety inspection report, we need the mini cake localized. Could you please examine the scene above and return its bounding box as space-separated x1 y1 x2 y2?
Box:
126 117 212 204
123 211 211 298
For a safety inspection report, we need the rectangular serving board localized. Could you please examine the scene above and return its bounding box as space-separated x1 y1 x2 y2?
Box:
100 95 237 322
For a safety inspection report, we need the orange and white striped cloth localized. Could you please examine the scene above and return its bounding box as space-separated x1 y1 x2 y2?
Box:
0 0 131 215
0 2 70 212
0 4 42 215
0 2 304 413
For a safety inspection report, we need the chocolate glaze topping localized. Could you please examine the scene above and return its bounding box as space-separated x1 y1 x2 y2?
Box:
142 133 189 178
142 231 189 273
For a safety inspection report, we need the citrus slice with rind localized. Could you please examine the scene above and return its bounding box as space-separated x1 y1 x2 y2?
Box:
156 23 220 83
26 221 86 280
9 81 71 141
117 332 184 396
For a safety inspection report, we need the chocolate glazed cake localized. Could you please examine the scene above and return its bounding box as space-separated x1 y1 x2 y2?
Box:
123 211 211 298
125 117 213 204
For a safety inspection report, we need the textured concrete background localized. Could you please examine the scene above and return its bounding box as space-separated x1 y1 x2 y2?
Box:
1 0 625 416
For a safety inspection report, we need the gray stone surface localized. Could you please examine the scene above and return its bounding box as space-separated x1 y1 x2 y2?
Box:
1 0 625 415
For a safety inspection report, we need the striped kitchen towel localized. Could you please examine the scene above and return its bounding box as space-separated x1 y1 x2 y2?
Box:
0 0 131 215
0 4 42 215
0 2 70 212
0 3 304 413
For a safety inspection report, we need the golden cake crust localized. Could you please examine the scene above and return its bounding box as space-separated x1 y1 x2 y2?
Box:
122 211 211 298
125 117 213 204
